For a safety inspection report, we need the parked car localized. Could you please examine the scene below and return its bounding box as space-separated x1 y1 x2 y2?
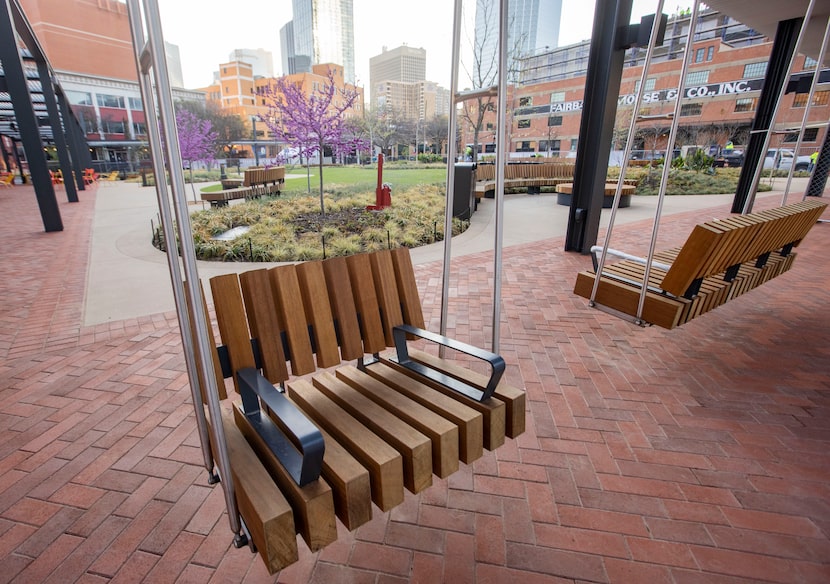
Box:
714 148 744 167
763 148 811 171
714 148 810 171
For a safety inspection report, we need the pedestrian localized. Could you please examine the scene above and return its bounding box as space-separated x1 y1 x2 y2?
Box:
809 151 818 172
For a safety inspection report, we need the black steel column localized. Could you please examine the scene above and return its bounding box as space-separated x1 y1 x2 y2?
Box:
732 18 803 213
806 127 830 197
565 0 633 253
38 61 78 203
57 89 88 192
0 0 61 231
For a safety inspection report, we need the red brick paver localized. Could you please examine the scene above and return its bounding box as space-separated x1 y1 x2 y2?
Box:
1 184 828 582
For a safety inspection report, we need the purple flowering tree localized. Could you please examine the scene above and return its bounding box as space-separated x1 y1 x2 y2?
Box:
176 109 217 203
260 68 366 215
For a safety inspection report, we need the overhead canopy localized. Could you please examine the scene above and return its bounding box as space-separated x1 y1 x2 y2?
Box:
705 0 830 65
0 53 59 143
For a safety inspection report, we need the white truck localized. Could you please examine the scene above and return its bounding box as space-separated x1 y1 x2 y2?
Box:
763 148 811 171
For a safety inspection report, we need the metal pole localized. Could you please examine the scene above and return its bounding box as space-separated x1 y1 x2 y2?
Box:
125 0 243 544
491 0 509 353
37 61 78 203
440 0 464 347
635 0 699 323
743 0 816 214
590 0 666 306
784 15 830 204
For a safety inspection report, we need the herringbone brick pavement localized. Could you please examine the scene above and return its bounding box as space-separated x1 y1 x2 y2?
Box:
0 184 828 582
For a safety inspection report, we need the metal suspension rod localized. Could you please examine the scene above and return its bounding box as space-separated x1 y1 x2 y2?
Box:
636 0 700 323
126 0 243 543
491 0 509 353
124 0 215 482
590 0 666 306
439 0 464 354
786 15 830 204
743 0 816 213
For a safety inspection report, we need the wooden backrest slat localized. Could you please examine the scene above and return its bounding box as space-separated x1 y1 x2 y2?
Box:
369 250 404 346
390 247 426 329
660 225 724 296
269 265 316 376
210 274 256 394
239 269 289 385
345 254 387 354
322 256 365 361
660 200 827 297
189 280 228 401
295 261 341 369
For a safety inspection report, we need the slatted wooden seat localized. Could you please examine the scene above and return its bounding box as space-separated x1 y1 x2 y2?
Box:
243 166 285 196
573 199 827 329
204 247 526 574
475 161 577 198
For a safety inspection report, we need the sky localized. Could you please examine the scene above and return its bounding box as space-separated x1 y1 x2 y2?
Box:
155 1 694 90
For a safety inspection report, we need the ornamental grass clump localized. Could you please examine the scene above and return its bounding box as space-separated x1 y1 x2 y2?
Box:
186 184 462 262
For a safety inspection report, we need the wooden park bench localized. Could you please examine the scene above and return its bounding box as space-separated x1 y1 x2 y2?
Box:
573 199 827 329
475 160 576 199
200 166 286 207
243 166 285 197
203 247 526 574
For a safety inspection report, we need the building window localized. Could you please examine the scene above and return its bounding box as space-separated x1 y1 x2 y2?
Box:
519 96 532 106
539 139 561 154
784 128 819 142
66 91 92 106
680 103 702 116
132 122 147 136
486 122 494 130
102 119 126 134
516 141 535 152
685 70 709 85
96 94 125 109
634 78 656 92
517 119 531 129
734 97 757 113
550 91 565 103
743 62 767 79
128 97 143 111
804 56 818 70
570 139 578 152
548 115 562 127
694 48 705 63
793 90 830 107
706 46 714 61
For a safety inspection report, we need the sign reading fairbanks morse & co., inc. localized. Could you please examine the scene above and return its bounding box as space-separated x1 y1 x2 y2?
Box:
515 77 765 117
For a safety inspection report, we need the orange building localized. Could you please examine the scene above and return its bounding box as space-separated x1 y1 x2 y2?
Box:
200 63 365 161
18 0 200 170
20 0 135 81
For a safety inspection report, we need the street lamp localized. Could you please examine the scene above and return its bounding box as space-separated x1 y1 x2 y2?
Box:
251 116 259 166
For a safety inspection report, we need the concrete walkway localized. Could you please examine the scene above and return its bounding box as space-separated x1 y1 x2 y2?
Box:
83 179 799 325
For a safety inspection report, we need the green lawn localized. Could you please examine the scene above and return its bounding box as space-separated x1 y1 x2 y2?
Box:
282 165 447 194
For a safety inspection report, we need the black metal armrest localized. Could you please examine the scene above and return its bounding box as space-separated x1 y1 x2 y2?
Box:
237 367 324 487
389 324 505 402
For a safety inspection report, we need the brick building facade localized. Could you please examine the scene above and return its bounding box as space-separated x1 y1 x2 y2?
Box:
18 0 200 170
464 16 828 162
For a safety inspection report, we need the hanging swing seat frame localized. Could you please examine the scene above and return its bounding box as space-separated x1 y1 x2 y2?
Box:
574 199 827 328
203 246 526 573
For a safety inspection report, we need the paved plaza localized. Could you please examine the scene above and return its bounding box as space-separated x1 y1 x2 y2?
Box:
0 179 828 583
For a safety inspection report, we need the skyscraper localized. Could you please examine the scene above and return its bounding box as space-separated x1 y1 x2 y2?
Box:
474 0 562 81
369 45 426 106
289 0 355 84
